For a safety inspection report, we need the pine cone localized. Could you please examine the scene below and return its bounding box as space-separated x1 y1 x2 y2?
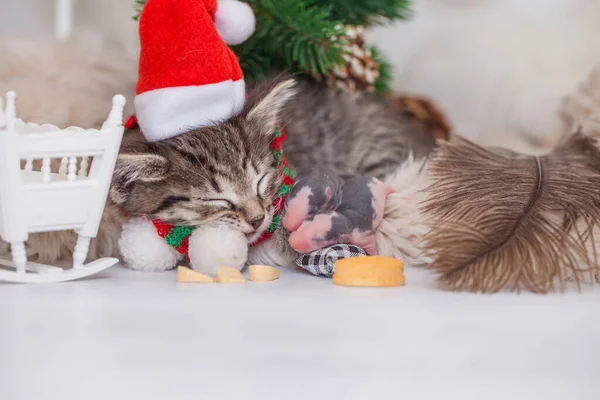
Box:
315 25 380 93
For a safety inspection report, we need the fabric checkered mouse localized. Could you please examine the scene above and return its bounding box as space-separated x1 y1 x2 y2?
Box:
295 244 368 277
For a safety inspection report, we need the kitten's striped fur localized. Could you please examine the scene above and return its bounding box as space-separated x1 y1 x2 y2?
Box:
109 80 296 244
8 76 439 265
108 76 437 262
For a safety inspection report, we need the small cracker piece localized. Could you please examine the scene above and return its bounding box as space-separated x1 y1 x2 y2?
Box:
216 267 246 284
176 266 215 283
248 265 280 282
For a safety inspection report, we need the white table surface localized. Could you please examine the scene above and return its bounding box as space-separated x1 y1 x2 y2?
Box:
1 265 599 400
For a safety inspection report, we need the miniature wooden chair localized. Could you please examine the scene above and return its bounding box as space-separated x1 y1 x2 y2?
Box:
0 91 125 283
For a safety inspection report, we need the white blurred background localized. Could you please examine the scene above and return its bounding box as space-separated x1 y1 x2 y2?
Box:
0 0 139 49
1 0 599 149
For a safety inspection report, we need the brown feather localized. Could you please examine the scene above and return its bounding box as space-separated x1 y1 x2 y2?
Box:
421 132 600 293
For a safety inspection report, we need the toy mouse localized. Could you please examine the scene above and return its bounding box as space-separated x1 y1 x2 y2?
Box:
284 167 396 256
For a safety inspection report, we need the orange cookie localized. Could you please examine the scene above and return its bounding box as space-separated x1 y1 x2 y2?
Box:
333 256 405 287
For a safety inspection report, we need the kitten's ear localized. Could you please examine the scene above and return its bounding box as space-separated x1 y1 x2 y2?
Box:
110 153 170 203
113 154 170 185
246 79 298 134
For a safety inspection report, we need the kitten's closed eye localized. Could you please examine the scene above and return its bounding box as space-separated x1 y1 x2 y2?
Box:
257 174 269 197
201 199 236 209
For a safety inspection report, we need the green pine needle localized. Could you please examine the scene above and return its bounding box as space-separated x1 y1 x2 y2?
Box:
232 34 279 82
238 0 347 76
370 46 394 96
311 0 412 26
133 0 145 21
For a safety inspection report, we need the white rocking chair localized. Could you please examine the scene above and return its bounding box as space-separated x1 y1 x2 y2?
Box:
0 91 125 283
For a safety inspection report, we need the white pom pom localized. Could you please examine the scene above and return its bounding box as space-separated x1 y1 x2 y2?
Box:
119 218 182 272
215 0 256 45
188 224 248 276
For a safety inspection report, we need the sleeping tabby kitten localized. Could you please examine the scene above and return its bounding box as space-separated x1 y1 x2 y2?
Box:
109 75 437 269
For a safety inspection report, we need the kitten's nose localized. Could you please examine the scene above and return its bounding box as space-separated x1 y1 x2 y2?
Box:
249 215 265 231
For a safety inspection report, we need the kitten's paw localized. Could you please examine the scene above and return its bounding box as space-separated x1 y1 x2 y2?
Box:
119 218 182 272
188 224 248 276
284 167 343 231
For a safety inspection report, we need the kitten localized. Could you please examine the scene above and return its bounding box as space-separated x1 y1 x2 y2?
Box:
108 76 437 271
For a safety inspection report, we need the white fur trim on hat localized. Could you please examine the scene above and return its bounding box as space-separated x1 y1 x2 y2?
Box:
215 0 256 46
134 79 246 142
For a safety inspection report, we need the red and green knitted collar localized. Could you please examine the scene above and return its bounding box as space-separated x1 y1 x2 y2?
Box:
124 116 294 256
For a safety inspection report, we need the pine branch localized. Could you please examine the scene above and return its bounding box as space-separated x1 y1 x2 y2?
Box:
370 46 393 96
241 0 347 76
312 0 412 26
133 0 145 21
232 34 282 82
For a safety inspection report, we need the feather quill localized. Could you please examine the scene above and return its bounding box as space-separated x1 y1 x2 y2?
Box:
421 132 600 293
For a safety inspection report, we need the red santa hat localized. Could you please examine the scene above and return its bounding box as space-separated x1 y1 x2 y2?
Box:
135 0 255 142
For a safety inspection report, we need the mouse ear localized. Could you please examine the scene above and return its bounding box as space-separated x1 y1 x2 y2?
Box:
245 79 298 135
